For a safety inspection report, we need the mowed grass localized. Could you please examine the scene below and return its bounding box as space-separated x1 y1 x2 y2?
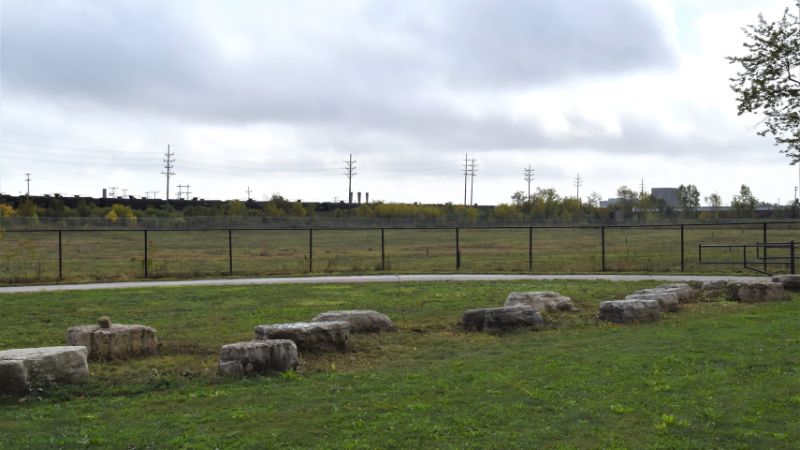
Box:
1 280 799 448
2 222 799 283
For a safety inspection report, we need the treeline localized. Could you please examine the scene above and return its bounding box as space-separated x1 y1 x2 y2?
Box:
0 185 794 223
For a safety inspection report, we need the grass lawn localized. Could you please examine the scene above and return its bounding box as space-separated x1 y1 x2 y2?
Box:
0 280 799 448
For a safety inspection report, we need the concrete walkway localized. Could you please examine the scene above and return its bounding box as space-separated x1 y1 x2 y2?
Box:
0 273 771 295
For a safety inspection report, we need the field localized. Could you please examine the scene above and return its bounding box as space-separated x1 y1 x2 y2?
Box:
1 222 799 284
1 280 799 448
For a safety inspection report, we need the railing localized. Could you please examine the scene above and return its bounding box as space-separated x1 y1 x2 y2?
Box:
699 241 797 276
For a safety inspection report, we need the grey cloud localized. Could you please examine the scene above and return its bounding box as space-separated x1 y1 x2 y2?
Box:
2 0 675 126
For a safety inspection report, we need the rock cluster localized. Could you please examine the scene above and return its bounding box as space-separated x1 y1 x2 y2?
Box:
0 346 88 395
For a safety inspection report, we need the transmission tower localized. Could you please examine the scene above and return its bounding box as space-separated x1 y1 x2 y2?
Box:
185 185 191 199
161 145 175 201
524 164 535 201
469 158 478 206
463 154 469 205
24 173 31 196
573 173 583 202
245 186 253 201
176 184 186 200
640 179 646 197
344 154 357 207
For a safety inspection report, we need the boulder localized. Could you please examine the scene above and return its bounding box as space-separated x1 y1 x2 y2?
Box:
726 282 787 303
255 321 350 352
218 340 298 377
504 291 577 312
598 299 661 324
771 275 800 291
655 283 699 303
312 310 395 333
0 346 88 395
625 290 679 312
700 281 728 301
66 324 158 360
462 305 544 333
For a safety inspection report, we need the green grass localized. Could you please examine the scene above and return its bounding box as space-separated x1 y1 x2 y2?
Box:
1 280 799 448
2 223 799 284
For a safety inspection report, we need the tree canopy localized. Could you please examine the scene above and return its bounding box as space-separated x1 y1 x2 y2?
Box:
729 7 800 162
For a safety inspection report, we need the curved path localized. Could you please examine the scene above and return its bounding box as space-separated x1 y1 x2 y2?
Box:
0 273 771 295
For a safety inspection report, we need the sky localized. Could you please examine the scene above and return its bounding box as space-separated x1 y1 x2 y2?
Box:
0 0 797 205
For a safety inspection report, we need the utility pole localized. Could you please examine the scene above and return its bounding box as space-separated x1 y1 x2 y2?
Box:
463 154 469 206
573 173 583 202
524 164 534 201
161 145 175 201
469 158 478 206
640 179 646 197
176 184 185 200
25 173 31 196
245 186 253 201
344 154 356 208
185 185 191 199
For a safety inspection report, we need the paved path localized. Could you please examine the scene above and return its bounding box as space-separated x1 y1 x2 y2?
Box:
0 274 771 295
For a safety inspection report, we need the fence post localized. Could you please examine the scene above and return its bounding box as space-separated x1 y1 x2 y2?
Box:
455 228 461 270
381 228 385 271
228 229 233 276
763 222 768 272
680 224 685 272
601 226 606 272
528 226 533 271
143 230 148 278
308 228 313 273
58 230 63 281
791 240 796 275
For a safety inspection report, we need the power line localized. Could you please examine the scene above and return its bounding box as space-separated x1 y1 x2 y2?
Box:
344 153 357 207
573 173 583 202
161 145 175 201
524 164 534 201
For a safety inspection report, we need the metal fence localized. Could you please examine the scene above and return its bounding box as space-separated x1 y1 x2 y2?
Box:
1 220 798 284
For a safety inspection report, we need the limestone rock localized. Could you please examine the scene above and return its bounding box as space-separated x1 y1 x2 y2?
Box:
598 299 661 324
462 305 544 333
255 321 350 352
625 290 679 312
0 346 88 395
771 275 800 291
726 282 787 303
66 324 158 360
504 291 577 312
655 283 699 303
218 340 298 377
700 281 728 301
312 310 395 333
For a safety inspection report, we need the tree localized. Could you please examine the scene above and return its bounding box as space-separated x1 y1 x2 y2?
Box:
731 184 758 217
729 8 800 161
677 184 700 216
585 192 602 208
705 192 723 218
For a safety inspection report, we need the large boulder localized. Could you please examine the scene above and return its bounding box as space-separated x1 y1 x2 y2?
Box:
654 283 699 303
218 340 298 377
598 299 661 324
312 310 395 333
504 291 577 312
771 275 800 291
625 291 679 312
255 321 350 352
726 282 787 303
462 305 544 333
699 281 728 301
66 324 158 360
0 346 88 395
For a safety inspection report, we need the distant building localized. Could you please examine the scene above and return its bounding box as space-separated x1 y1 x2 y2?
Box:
651 187 680 208
599 198 621 208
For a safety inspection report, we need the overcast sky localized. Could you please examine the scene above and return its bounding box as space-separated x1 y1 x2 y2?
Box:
0 0 796 205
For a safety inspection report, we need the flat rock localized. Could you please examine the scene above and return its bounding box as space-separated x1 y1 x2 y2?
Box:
504 291 577 312
726 282 787 303
312 310 395 333
66 324 158 360
598 299 661 324
0 346 88 395
625 290 680 312
218 340 298 377
655 283 699 303
771 275 800 291
255 321 350 352
700 281 728 301
462 305 544 333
